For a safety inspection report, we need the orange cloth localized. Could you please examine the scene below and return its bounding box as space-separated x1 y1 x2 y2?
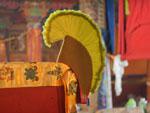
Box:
0 62 77 113
62 69 77 113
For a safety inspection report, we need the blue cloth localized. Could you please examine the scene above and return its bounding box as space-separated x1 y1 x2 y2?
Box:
98 71 107 109
106 0 115 53
98 57 113 109
104 0 115 53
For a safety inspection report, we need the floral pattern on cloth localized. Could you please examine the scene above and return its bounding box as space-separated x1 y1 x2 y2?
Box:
0 65 14 82
0 62 77 113
24 64 39 81
62 69 77 113
68 80 78 95
46 65 62 80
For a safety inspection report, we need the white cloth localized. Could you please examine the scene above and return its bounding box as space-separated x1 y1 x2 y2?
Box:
113 55 128 96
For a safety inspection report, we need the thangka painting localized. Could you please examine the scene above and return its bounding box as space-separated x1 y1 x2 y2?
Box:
0 1 27 54
0 0 79 61
7 32 27 54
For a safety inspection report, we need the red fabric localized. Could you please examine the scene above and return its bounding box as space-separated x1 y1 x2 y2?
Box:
118 0 125 55
0 86 65 113
118 0 150 60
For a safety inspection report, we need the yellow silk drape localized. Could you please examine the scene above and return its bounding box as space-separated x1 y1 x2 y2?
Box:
0 62 77 113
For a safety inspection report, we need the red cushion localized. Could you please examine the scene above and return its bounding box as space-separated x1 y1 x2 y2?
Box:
0 86 65 113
